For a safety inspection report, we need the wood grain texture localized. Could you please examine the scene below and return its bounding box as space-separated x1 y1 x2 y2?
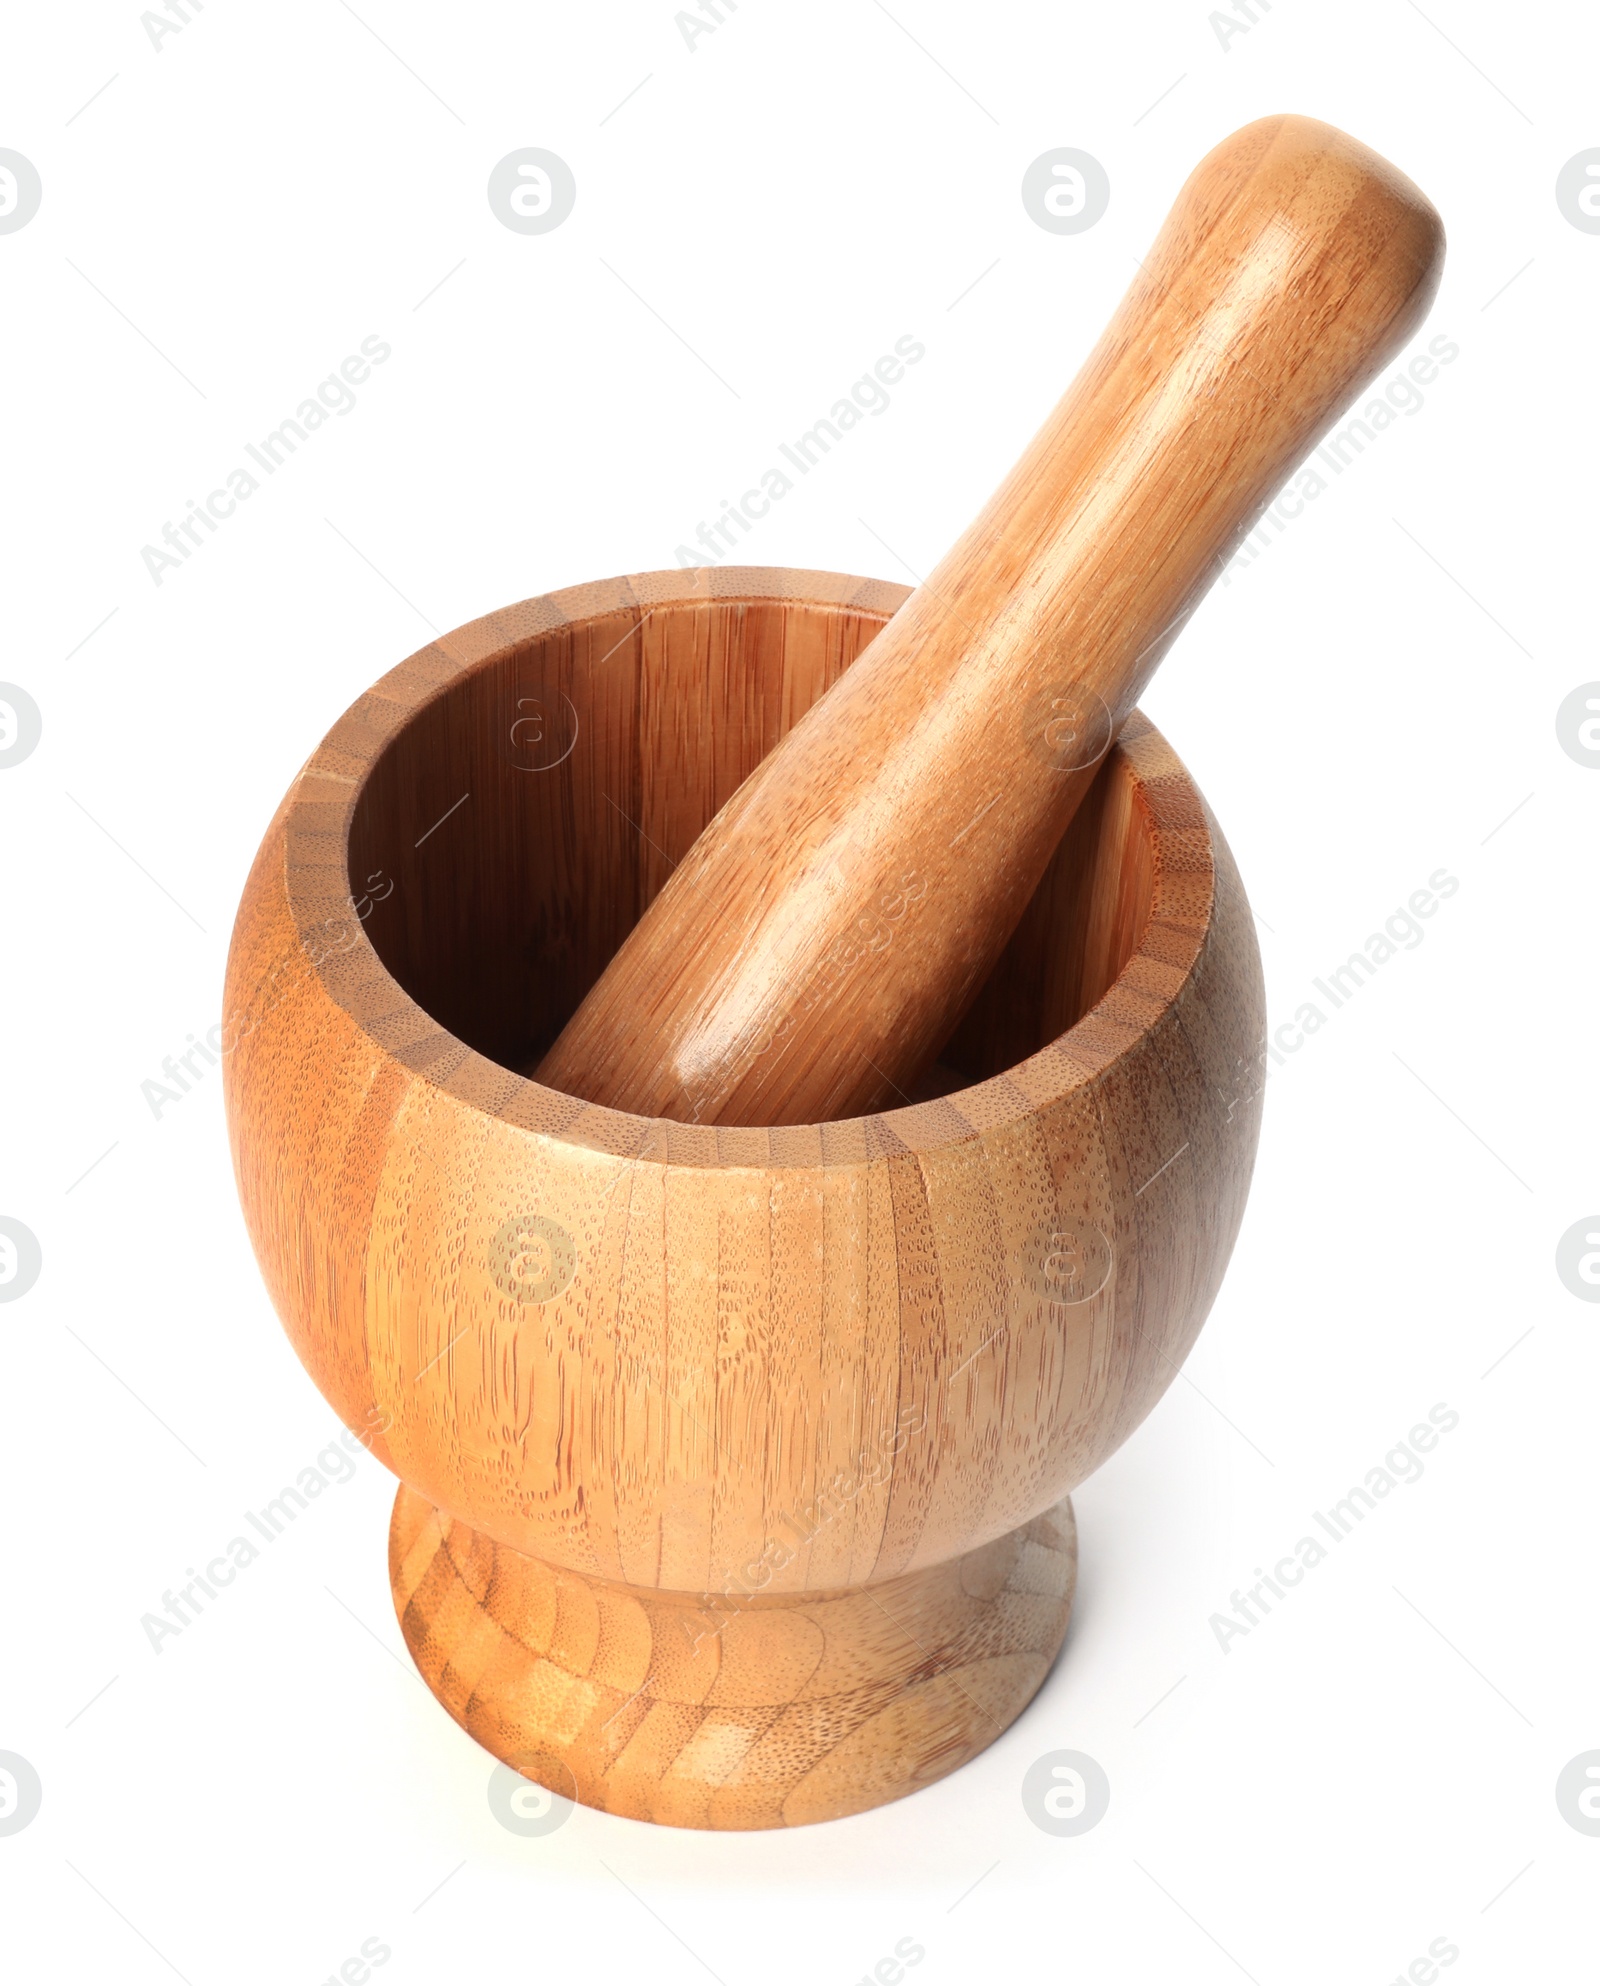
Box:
534 116 1441 1126
223 568 1264 1826
391 1483 1076 1829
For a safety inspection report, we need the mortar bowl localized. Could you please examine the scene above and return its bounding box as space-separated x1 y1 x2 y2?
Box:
223 565 1264 1828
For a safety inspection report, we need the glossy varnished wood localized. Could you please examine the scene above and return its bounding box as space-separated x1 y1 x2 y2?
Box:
224 568 1264 1826
535 116 1443 1125
391 1484 1077 1829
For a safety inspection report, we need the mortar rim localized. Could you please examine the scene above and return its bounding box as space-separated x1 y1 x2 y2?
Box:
256 565 1228 1169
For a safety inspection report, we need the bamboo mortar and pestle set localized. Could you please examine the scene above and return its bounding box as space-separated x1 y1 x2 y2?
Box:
224 116 1444 1829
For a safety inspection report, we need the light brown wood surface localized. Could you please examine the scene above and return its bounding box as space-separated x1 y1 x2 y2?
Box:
392 1483 1077 1829
535 115 1443 1126
224 568 1265 1826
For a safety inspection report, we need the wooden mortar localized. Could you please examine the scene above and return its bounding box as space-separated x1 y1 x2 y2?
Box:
223 567 1264 1828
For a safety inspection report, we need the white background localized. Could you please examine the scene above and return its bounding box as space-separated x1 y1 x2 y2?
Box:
1 2 1595 1981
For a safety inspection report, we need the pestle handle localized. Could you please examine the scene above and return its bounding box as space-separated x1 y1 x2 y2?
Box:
536 115 1444 1126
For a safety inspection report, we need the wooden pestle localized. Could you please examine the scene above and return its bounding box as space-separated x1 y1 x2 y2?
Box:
536 115 1444 1126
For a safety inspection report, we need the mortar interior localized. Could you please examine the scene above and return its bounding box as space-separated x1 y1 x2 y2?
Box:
347 590 1158 1117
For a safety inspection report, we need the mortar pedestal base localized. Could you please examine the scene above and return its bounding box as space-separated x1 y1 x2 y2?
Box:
389 1485 1076 1830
